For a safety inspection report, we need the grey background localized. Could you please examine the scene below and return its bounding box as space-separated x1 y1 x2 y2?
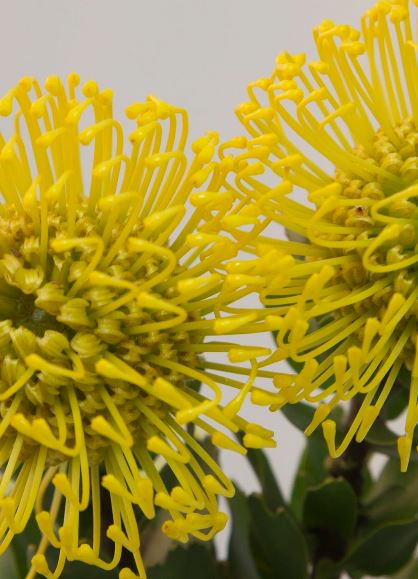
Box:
1 0 387 575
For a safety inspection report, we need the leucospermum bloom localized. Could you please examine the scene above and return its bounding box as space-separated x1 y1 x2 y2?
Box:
216 0 418 471
0 75 277 578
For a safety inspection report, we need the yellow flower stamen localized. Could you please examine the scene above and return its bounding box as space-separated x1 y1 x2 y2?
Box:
0 76 275 578
213 0 418 472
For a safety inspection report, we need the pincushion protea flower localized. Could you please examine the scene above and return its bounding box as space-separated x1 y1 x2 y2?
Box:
215 0 418 472
0 75 277 578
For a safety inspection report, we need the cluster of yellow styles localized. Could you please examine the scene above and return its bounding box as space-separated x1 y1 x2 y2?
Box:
0 0 418 577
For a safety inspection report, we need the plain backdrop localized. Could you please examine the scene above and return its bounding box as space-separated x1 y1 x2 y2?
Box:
1 0 383 575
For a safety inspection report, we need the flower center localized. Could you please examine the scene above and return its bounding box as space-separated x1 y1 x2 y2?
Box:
0 201 199 465
314 117 418 368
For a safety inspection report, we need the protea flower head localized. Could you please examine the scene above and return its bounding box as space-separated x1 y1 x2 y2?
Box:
0 75 277 578
215 0 418 472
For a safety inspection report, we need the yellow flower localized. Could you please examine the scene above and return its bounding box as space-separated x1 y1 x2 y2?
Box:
219 0 418 472
0 75 276 578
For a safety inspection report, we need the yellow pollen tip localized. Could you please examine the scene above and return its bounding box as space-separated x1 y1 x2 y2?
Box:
243 433 276 449
76 544 97 565
211 432 247 454
251 389 285 407
91 416 133 447
322 420 337 457
120 568 142 579
228 347 271 363
147 436 190 463
398 436 412 472
214 313 257 334
0 72 297 578
31 554 52 577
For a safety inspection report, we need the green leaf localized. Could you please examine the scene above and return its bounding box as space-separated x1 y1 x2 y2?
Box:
342 458 418 576
368 443 418 463
184 378 201 393
346 569 366 579
314 558 341 579
364 459 418 525
364 415 418 451
248 494 308 579
245 448 285 511
364 417 397 447
61 561 119 578
228 487 261 579
393 558 418 579
281 401 314 432
148 543 218 579
303 478 358 543
345 519 418 576
281 402 343 437
381 377 409 421
284 357 304 375
291 433 328 520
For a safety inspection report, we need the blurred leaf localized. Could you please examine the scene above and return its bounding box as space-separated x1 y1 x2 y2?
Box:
364 459 418 524
185 378 201 393
364 469 403 515
364 418 397 447
346 569 366 579
245 447 285 511
148 543 218 579
303 478 358 543
291 433 328 520
8 514 40 578
61 561 119 578
300 479 359 578
284 357 304 375
0 549 18 579
344 459 418 576
340 459 418 575
360 463 374 501
393 558 418 579
369 443 418 463
364 415 418 451
345 519 418 576
381 371 409 421
228 487 261 579
282 402 343 436
314 558 341 579
281 401 315 432
248 494 308 579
